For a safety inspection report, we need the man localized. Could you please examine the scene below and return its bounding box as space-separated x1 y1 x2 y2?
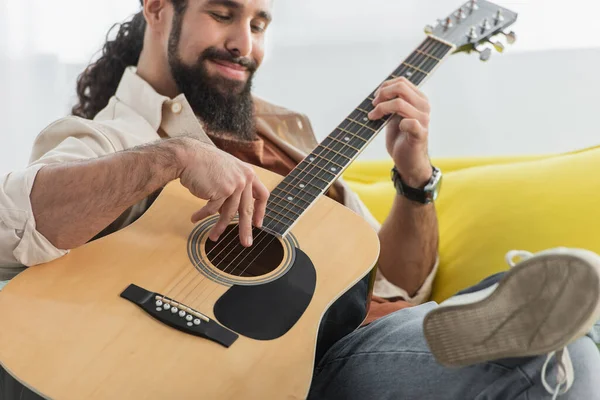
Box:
0 0 598 398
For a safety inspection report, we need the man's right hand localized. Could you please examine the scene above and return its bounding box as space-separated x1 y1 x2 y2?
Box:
177 137 269 248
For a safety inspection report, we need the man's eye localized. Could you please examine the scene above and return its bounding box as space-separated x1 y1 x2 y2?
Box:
210 12 231 22
251 25 265 33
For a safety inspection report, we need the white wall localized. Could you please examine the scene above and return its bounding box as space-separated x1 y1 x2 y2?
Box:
254 43 600 160
1 0 600 174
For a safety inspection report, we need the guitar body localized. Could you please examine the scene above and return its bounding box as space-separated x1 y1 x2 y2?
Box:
0 166 380 400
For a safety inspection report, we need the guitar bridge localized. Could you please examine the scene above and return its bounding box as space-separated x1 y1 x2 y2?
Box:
120 284 238 348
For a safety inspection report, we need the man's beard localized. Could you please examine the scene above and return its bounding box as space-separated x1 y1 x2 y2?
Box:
167 13 257 140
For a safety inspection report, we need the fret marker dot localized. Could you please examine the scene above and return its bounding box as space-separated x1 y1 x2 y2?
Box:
309 157 315 162
406 71 413 77
299 184 306 188
344 137 350 141
363 117 368 121
287 196 294 201
331 167 337 172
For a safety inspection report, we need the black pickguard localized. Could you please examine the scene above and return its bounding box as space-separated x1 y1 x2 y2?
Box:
213 246 375 365
214 248 316 340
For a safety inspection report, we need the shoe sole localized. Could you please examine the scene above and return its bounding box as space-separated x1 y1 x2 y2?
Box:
423 253 600 367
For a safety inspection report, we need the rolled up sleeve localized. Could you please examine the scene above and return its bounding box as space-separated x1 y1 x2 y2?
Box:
0 165 68 267
0 117 117 269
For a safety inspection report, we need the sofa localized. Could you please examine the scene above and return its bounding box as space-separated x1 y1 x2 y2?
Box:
342 145 600 351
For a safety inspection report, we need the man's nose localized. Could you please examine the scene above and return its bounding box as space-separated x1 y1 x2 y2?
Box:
225 23 253 58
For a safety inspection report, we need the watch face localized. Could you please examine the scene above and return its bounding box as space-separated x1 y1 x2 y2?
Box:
426 168 442 203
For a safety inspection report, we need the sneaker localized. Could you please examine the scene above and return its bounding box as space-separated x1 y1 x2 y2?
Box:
423 248 600 398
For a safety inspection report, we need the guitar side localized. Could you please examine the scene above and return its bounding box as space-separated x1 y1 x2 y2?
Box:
0 166 380 399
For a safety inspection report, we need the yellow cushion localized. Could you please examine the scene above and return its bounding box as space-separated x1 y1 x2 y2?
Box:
343 146 600 303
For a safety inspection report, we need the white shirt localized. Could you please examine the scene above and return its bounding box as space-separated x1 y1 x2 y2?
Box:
0 67 437 304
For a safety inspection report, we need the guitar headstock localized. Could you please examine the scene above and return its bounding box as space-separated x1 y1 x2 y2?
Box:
425 0 518 61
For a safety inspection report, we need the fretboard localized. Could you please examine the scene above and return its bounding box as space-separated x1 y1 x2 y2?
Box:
263 36 454 237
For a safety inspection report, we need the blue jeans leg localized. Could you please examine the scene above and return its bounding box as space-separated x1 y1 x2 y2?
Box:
309 302 600 400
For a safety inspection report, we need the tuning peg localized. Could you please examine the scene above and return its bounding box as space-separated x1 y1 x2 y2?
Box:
468 0 479 11
501 30 517 44
495 9 505 24
481 18 491 31
474 46 492 62
487 39 505 53
456 8 466 20
424 25 434 34
443 17 453 29
467 26 478 41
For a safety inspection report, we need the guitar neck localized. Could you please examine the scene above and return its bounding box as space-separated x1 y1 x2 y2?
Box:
263 36 455 237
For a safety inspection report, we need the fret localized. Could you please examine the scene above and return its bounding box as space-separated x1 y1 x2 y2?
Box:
336 126 369 141
288 165 330 185
311 147 347 168
263 210 295 226
286 167 329 188
324 136 361 155
261 216 287 235
297 159 339 178
284 176 325 194
270 192 312 207
314 144 352 162
405 52 431 73
357 106 371 114
267 202 302 218
416 49 440 61
273 179 323 200
394 66 427 84
359 98 376 113
401 62 428 76
407 51 437 74
345 117 378 133
428 40 452 59
347 111 376 133
273 183 319 204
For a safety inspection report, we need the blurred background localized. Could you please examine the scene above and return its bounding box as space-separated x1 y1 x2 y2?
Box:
1 0 599 174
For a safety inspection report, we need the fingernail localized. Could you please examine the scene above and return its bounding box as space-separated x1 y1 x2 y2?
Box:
247 236 253 246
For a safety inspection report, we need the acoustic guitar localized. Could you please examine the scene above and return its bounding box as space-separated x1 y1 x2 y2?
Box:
0 2 517 398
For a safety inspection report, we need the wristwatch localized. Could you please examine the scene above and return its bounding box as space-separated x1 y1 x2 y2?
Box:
391 165 442 204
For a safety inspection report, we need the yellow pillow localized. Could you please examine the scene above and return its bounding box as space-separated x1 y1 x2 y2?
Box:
344 146 600 303
432 145 600 302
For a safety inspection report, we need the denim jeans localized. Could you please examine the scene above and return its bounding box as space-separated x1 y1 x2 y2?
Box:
2 275 599 399
308 273 600 400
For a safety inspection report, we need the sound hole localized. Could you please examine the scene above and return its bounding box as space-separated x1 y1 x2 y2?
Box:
204 225 284 278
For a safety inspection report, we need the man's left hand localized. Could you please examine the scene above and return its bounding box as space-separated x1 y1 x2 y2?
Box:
368 77 432 188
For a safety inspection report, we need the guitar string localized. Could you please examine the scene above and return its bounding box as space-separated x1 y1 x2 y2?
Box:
181 37 446 309
183 37 446 309
185 38 449 310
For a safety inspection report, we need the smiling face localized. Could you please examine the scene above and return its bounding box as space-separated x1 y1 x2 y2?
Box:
167 0 273 139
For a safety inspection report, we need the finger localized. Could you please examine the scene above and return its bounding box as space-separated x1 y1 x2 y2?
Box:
399 118 428 142
374 81 430 113
368 98 425 121
238 184 254 247
209 190 242 242
252 178 269 228
191 197 226 224
376 77 427 101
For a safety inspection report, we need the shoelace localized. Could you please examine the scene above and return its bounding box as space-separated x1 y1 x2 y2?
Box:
505 250 574 399
505 250 534 267
542 349 572 399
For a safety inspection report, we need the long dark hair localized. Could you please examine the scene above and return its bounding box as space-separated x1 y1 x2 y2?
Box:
71 1 187 120
71 11 146 119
